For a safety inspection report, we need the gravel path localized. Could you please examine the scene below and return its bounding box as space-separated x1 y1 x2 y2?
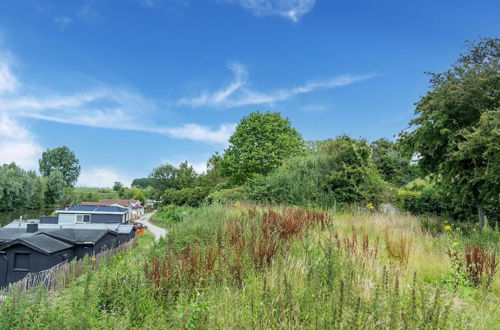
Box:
135 212 167 241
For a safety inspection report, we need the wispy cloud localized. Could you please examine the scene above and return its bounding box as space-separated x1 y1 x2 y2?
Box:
221 0 316 23
0 52 18 94
0 51 235 147
158 123 236 145
179 63 373 108
0 113 42 170
54 16 73 29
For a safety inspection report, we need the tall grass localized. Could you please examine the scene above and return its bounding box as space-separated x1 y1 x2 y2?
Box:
0 205 498 329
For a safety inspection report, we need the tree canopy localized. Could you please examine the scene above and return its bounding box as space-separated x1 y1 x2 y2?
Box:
401 37 500 226
221 111 305 184
39 146 81 187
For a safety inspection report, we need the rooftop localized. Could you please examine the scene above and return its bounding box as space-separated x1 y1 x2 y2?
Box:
59 205 129 213
1 234 73 254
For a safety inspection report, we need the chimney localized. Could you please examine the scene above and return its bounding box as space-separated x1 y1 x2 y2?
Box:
26 223 38 233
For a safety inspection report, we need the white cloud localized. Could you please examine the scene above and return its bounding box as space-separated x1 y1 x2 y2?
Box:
179 63 373 108
0 52 18 94
0 113 42 170
0 80 234 146
157 123 236 145
159 159 208 174
77 168 132 188
222 0 316 23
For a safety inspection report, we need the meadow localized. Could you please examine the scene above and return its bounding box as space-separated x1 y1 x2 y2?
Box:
1 203 498 329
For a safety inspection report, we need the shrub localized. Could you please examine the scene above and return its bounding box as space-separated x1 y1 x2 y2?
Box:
162 186 209 207
205 186 247 204
153 205 195 224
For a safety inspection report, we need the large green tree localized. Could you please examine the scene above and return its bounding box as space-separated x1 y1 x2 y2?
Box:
401 38 500 227
221 111 305 184
39 146 81 187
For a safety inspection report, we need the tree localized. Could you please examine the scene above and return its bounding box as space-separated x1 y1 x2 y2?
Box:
113 181 125 197
401 38 500 227
149 164 178 193
131 178 154 189
175 162 198 189
221 111 305 184
45 170 65 206
132 189 146 206
39 146 81 186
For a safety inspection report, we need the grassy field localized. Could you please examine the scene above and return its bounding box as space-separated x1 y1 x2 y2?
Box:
1 204 498 329
73 187 120 201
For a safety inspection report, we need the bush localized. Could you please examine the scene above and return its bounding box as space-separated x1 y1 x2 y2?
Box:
162 187 209 207
205 186 247 204
153 205 195 224
397 179 444 215
245 145 392 208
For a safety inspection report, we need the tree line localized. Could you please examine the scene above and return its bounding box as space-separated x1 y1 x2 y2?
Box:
0 146 80 211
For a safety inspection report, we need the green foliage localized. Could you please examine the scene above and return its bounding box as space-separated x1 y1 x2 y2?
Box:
131 177 154 189
245 136 391 207
153 205 195 225
205 186 247 204
0 163 46 211
162 186 209 207
401 38 500 225
221 111 305 184
149 161 199 198
39 146 81 186
45 170 65 206
112 181 125 197
397 179 444 216
132 189 146 205
370 138 419 187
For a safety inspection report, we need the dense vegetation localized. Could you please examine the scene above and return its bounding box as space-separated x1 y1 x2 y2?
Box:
2 204 498 329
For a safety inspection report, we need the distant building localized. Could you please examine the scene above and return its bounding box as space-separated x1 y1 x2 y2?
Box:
0 205 135 288
58 205 130 223
80 199 144 220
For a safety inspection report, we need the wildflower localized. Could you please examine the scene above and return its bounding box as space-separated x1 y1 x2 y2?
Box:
91 257 97 263
366 203 375 210
444 225 452 231
452 242 459 247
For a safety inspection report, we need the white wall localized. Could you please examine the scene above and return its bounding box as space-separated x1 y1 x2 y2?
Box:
58 213 75 224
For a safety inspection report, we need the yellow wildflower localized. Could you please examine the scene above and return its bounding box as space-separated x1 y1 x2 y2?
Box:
444 225 452 231
91 257 97 263
452 242 459 247
366 203 375 210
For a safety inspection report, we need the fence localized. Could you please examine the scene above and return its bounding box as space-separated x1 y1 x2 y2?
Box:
0 239 135 294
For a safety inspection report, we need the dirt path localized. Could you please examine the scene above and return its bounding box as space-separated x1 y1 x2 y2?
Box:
135 212 167 241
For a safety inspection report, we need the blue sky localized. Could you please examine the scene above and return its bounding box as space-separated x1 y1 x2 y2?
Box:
0 0 498 187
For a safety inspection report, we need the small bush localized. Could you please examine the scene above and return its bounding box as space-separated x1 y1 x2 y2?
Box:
205 186 247 204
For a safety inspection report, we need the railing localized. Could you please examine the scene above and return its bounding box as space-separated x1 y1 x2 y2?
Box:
0 239 135 294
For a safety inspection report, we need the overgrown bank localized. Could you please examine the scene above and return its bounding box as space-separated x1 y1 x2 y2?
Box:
2 204 498 329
